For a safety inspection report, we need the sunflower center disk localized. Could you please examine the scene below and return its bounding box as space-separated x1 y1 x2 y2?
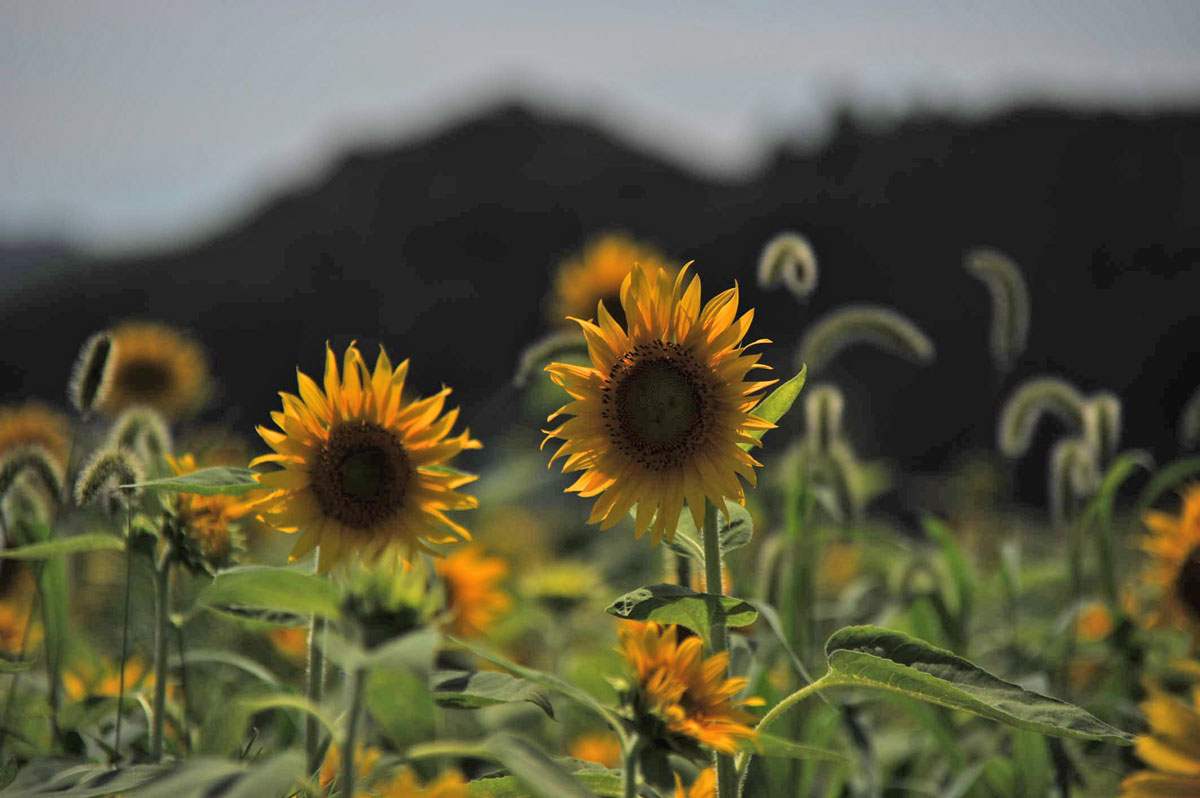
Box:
606 342 715 471
313 422 411 529
1178 545 1200 620
117 359 171 395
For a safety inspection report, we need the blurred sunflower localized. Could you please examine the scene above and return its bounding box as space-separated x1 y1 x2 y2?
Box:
94 322 209 420
568 731 622 768
1139 483 1200 634
618 622 761 755
818 542 863 595
0 403 71 469
63 656 154 701
435 545 511 638
522 560 605 612
675 768 717 798
252 343 480 572
1076 602 1114 643
544 263 775 545
1120 679 1200 797
374 767 467 798
549 233 675 326
0 592 39 655
317 742 381 792
167 453 262 570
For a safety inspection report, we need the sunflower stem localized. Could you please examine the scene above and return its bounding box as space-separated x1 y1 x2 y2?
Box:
701 499 737 798
622 738 640 798
341 666 367 798
151 550 171 760
305 612 327 777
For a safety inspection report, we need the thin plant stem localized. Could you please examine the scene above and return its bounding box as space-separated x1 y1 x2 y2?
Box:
701 499 736 798
340 667 367 798
151 552 171 760
304 614 326 776
114 504 134 762
174 623 191 754
754 676 832 739
622 739 639 798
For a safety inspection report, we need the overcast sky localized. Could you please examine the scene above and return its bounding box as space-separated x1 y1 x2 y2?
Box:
3 1 1199 250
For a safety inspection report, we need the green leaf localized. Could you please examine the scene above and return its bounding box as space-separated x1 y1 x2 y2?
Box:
751 733 847 762
323 627 439 674
822 626 1133 744
484 734 597 798
0 761 170 796
0 658 34 674
605 584 757 645
1137 455 1200 513
194 565 340 621
0 533 123 559
1083 450 1154 529
746 600 823 697
745 366 807 444
173 648 281 688
369 667 436 749
468 772 624 798
432 670 555 719
124 466 264 496
664 499 754 562
238 693 340 740
125 752 303 798
921 516 975 623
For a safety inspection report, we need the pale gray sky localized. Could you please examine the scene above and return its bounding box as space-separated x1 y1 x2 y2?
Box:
3 0 1199 250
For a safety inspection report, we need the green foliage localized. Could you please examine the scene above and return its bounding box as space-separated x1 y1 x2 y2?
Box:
0 533 123 559
412 735 599 798
124 466 263 496
432 670 555 718
746 366 807 443
663 499 753 563
604 584 757 646
193 565 341 622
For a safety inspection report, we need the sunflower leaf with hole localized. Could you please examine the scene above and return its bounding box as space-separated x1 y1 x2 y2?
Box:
604 584 757 647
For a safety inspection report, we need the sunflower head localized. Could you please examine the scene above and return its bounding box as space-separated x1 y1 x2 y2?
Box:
1120 675 1200 797
675 768 717 798
435 545 511 639
568 731 623 768
549 233 676 326
617 621 760 758
252 342 480 572
318 742 382 793
63 656 154 702
543 262 775 545
1139 483 1200 634
0 576 41 655
1076 601 1114 643
90 322 209 420
165 453 259 573
0 403 71 471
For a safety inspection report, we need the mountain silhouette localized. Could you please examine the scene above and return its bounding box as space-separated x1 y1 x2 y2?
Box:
2 101 1197 503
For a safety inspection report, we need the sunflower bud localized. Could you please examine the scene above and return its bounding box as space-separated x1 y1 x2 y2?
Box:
342 558 440 649
74 448 143 514
68 331 114 415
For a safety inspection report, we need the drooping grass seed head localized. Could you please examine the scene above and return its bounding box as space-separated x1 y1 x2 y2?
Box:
73 447 143 516
1083 392 1122 468
1048 437 1099 525
69 330 115 415
1179 384 1200 450
997 377 1087 458
804 383 846 458
758 232 818 300
964 248 1030 374
107 405 174 468
0 403 72 472
797 304 935 374
0 445 66 507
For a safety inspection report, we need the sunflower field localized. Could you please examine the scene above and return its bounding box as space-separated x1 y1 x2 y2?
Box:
0 233 1198 798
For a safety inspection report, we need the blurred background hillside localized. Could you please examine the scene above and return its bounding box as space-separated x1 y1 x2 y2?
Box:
2 1 1198 505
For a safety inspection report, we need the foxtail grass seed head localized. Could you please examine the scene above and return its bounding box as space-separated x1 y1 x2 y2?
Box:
74 447 143 513
69 331 115 415
964 248 1030 374
107 406 174 464
758 232 818 300
2 476 56 527
1083 392 1122 467
804 383 846 457
1180 384 1200 450
997 377 1087 458
1049 437 1099 526
513 330 590 388
0 445 65 505
797 304 935 374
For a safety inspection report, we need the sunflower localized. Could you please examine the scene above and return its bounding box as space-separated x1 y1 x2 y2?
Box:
0 403 71 469
568 731 623 768
1139 483 1200 635
675 768 717 798
167 453 262 570
1120 678 1200 797
93 322 209 420
618 622 761 755
375 767 468 798
1076 601 1114 643
252 343 480 572
0 594 39 655
543 262 775 545
317 742 381 792
549 233 676 326
63 656 154 701
435 545 511 638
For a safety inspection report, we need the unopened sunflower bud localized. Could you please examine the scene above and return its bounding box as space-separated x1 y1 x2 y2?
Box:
0 445 65 504
964 248 1030 374
798 304 935 374
68 331 114 414
997 377 1087 458
1049 437 1099 526
1083 392 1122 468
74 447 143 512
107 406 173 463
804 383 846 458
758 232 818 300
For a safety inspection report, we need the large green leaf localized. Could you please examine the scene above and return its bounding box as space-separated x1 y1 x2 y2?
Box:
664 500 754 562
194 565 340 621
432 670 555 719
237 694 340 741
745 366 807 445
124 466 264 497
822 626 1132 744
0 658 34 674
0 534 123 559
323 627 439 674
605 584 757 645
751 733 846 762
0 761 170 797
130 752 303 798
368 667 436 749
412 735 597 798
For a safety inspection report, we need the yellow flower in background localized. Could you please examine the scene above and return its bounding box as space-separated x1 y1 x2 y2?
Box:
544 263 775 545
268 625 308 664
618 622 761 754
522 560 605 610
0 594 40 655
569 731 622 768
318 742 381 792
1076 602 1114 643
167 453 261 567
435 545 511 638
1139 483 1200 634
675 768 717 798
63 656 154 701
252 343 480 572
549 233 676 326
94 322 209 419
0 403 71 469
818 542 862 594
1120 679 1200 797
374 766 468 798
